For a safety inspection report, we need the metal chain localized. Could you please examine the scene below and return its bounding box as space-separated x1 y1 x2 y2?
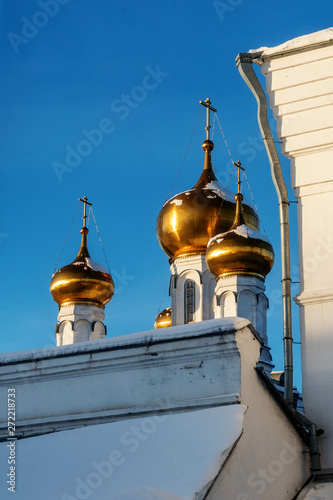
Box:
211 112 216 140
87 205 91 228
52 201 80 274
216 112 266 234
156 278 170 316
201 105 206 129
215 113 235 164
243 170 267 235
163 107 200 204
90 207 111 274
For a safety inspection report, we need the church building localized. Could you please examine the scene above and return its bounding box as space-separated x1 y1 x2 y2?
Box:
1 28 333 500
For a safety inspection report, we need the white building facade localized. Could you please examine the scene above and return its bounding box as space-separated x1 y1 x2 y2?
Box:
256 29 333 472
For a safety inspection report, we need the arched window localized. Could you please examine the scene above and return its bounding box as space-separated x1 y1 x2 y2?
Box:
184 279 195 323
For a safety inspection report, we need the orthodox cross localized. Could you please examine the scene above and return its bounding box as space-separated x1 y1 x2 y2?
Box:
234 160 245 194
199 98 217 141
79 196 92 228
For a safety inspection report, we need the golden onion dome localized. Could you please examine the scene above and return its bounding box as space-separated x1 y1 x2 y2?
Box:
156 139 260 260
50 226 114 308
206 192 274 279
154 307 172 329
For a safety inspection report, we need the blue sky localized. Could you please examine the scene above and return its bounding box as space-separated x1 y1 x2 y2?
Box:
1 0 332 389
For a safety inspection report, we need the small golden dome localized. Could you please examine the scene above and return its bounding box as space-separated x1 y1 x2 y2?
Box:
206 192 274 279
50 226 114 308
154 307 172 329
156 140 259 260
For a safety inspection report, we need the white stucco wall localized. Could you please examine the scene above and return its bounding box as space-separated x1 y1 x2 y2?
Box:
0 318 246 438
0 318 311 499
206 327 310 500
169 254 216 325
253 28 333 469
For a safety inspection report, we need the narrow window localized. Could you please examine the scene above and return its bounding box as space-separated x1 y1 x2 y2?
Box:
184 279 195 323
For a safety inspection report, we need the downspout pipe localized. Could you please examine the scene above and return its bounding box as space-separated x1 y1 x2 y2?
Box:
235 52 294 407
296 412 322 473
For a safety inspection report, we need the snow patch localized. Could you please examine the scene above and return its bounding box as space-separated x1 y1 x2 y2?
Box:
164 183 255 210
85 257 108 273
0 405 245 500
204 181 236 202
170 199 183 206
297 482 333 500
208 224 271 246
249 28 333 61
0 317 251 364
72 258 108 273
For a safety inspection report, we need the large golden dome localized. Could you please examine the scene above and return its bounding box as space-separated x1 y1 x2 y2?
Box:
50 226 114 308
206 192 274 279
156 139 259 259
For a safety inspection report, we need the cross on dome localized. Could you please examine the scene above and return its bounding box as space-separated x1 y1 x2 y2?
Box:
234 160 245 195
199 98 217 141
79 196 92 229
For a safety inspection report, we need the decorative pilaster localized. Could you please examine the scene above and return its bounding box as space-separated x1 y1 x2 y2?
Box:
169 254 216 326
214 274 273 375
56 303 107 346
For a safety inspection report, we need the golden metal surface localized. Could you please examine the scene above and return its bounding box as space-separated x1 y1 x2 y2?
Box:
206 177 274 279
206 234 274 279
50 204 114 307
156 141 259 259
154 307 172 329
50 273 114 307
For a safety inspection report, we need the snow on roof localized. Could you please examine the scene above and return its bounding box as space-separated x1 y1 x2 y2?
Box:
249 27 333 60
73 257 108 273
170 198 183 206
208 223 271 246
204 180 236 202
164 182 255 209
85 257 108 273
0 317 251 364
0 404 245 500
297 482 333 500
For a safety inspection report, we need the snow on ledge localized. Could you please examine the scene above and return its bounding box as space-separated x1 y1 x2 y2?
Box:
0 317 251 364
0 405 246 500
248 27 333 61
297 482 333 500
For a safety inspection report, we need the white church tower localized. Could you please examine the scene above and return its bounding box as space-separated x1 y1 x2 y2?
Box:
156 99 260 327
206 163 275 372
50 196 114 346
